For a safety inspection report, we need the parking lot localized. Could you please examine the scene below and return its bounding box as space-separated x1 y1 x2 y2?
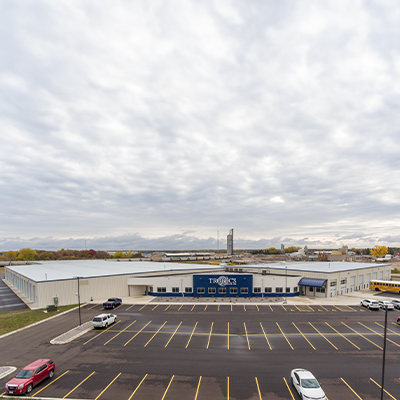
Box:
1 302 400 399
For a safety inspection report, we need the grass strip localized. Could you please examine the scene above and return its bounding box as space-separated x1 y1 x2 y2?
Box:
0 305 78 336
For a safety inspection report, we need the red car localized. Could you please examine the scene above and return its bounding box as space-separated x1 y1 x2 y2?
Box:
5 359 55 395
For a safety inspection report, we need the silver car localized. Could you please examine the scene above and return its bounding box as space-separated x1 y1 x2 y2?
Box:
378 300 394 310
291 369 326 400
391 299 400 309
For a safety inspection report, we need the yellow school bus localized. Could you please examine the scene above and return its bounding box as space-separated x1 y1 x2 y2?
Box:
370 280 400 293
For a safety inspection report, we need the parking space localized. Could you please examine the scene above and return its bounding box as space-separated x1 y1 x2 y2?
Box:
1 302 400 400
13 370 398 400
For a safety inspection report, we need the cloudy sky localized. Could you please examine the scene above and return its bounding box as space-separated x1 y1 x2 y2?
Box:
1 1 400 251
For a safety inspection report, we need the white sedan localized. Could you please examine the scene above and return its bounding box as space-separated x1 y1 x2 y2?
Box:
378 300 394 310
291 369 326 400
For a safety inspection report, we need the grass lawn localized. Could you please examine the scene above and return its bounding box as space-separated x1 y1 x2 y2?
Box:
0 305 78 336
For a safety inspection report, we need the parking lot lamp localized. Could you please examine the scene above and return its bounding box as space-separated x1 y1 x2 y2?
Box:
74 276 82 326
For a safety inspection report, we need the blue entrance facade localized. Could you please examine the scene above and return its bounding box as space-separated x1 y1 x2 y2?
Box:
193 274 253 297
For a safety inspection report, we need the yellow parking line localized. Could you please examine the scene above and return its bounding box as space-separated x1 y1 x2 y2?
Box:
164 304 171 311
139 305 147 311
244 322 250 350
376 322 400 336
124 321 152 346
95 372 121 400
165 321 182 347
194 376 202 400
206 322 214 349
227 322 230 350
204 305 208 311
152 304 159 311
370 378 397 400
191 305 196 311
276 322 294 350
128 374 147 400
104 320 136 345
186 321 198 348
32 370 69 397
84 321 121 345
144 321 167 347
256 305 259 312
259 322 272 350
218 305 220 312
227 376 229 400
244 305 246 312
126 304 135 311
231 304 233 312
292 323 315 350
282 305 287 311
161 375 174 400
325 322 360 350
63 371 95 398
255 377 262 400
342 322 382 350
340 378 363 399
358 322 400 348
283 377 295 399
87 303 99 310
269 305 273 312
178 304 183 311
320 305 329 312
309 322 338 350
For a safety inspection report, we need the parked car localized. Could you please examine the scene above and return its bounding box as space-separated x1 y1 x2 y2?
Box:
360 299 380 310
391 299 400 309
291 368 326 400
5 359 55 395
103 298 122 309
92 313 117 329
378 300 394 310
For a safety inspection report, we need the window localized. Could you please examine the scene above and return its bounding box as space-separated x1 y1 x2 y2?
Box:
340 279 347 285
219 287 227 294
265 287 272 293
276 287 283 293
197 287 205 294
240 287 248 294
309 287 314 292
286 287 290 293
316 287 325 293
254 287 261 293
157 287 166 293
172 287 179 293
230 287 238 294
185 287 192 293
293 287 298 292
208 287 216 294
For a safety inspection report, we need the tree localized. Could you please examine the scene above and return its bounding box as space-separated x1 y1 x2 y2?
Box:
16 248 37 261
370 246 388 258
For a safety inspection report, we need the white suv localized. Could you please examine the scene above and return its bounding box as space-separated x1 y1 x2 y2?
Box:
92 313 117 329
360 299 380 310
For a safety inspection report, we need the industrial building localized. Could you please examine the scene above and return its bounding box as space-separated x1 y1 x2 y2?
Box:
4 259 391 309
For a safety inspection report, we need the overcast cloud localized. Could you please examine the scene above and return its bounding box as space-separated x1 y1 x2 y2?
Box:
1 1 400 251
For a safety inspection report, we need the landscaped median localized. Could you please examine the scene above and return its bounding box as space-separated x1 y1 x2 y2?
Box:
0 305 78 337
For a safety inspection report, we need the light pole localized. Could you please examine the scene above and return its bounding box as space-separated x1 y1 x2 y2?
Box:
285 264 287 304
74 276 82 326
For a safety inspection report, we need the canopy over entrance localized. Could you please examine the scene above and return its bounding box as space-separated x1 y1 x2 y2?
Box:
298 278 327 288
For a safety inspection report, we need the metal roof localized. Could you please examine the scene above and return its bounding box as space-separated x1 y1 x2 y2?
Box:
298 278 327 287
6 260 223 283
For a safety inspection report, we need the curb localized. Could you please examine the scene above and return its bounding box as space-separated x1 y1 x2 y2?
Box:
50 321 93 345
0 367 16 380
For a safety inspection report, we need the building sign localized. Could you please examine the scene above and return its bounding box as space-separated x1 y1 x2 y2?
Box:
209 276 236 286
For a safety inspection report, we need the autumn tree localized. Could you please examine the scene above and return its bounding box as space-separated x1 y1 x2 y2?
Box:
16 248 38 261
370 246 388 258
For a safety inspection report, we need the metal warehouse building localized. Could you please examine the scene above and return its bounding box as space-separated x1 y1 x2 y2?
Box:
4 260 391 309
